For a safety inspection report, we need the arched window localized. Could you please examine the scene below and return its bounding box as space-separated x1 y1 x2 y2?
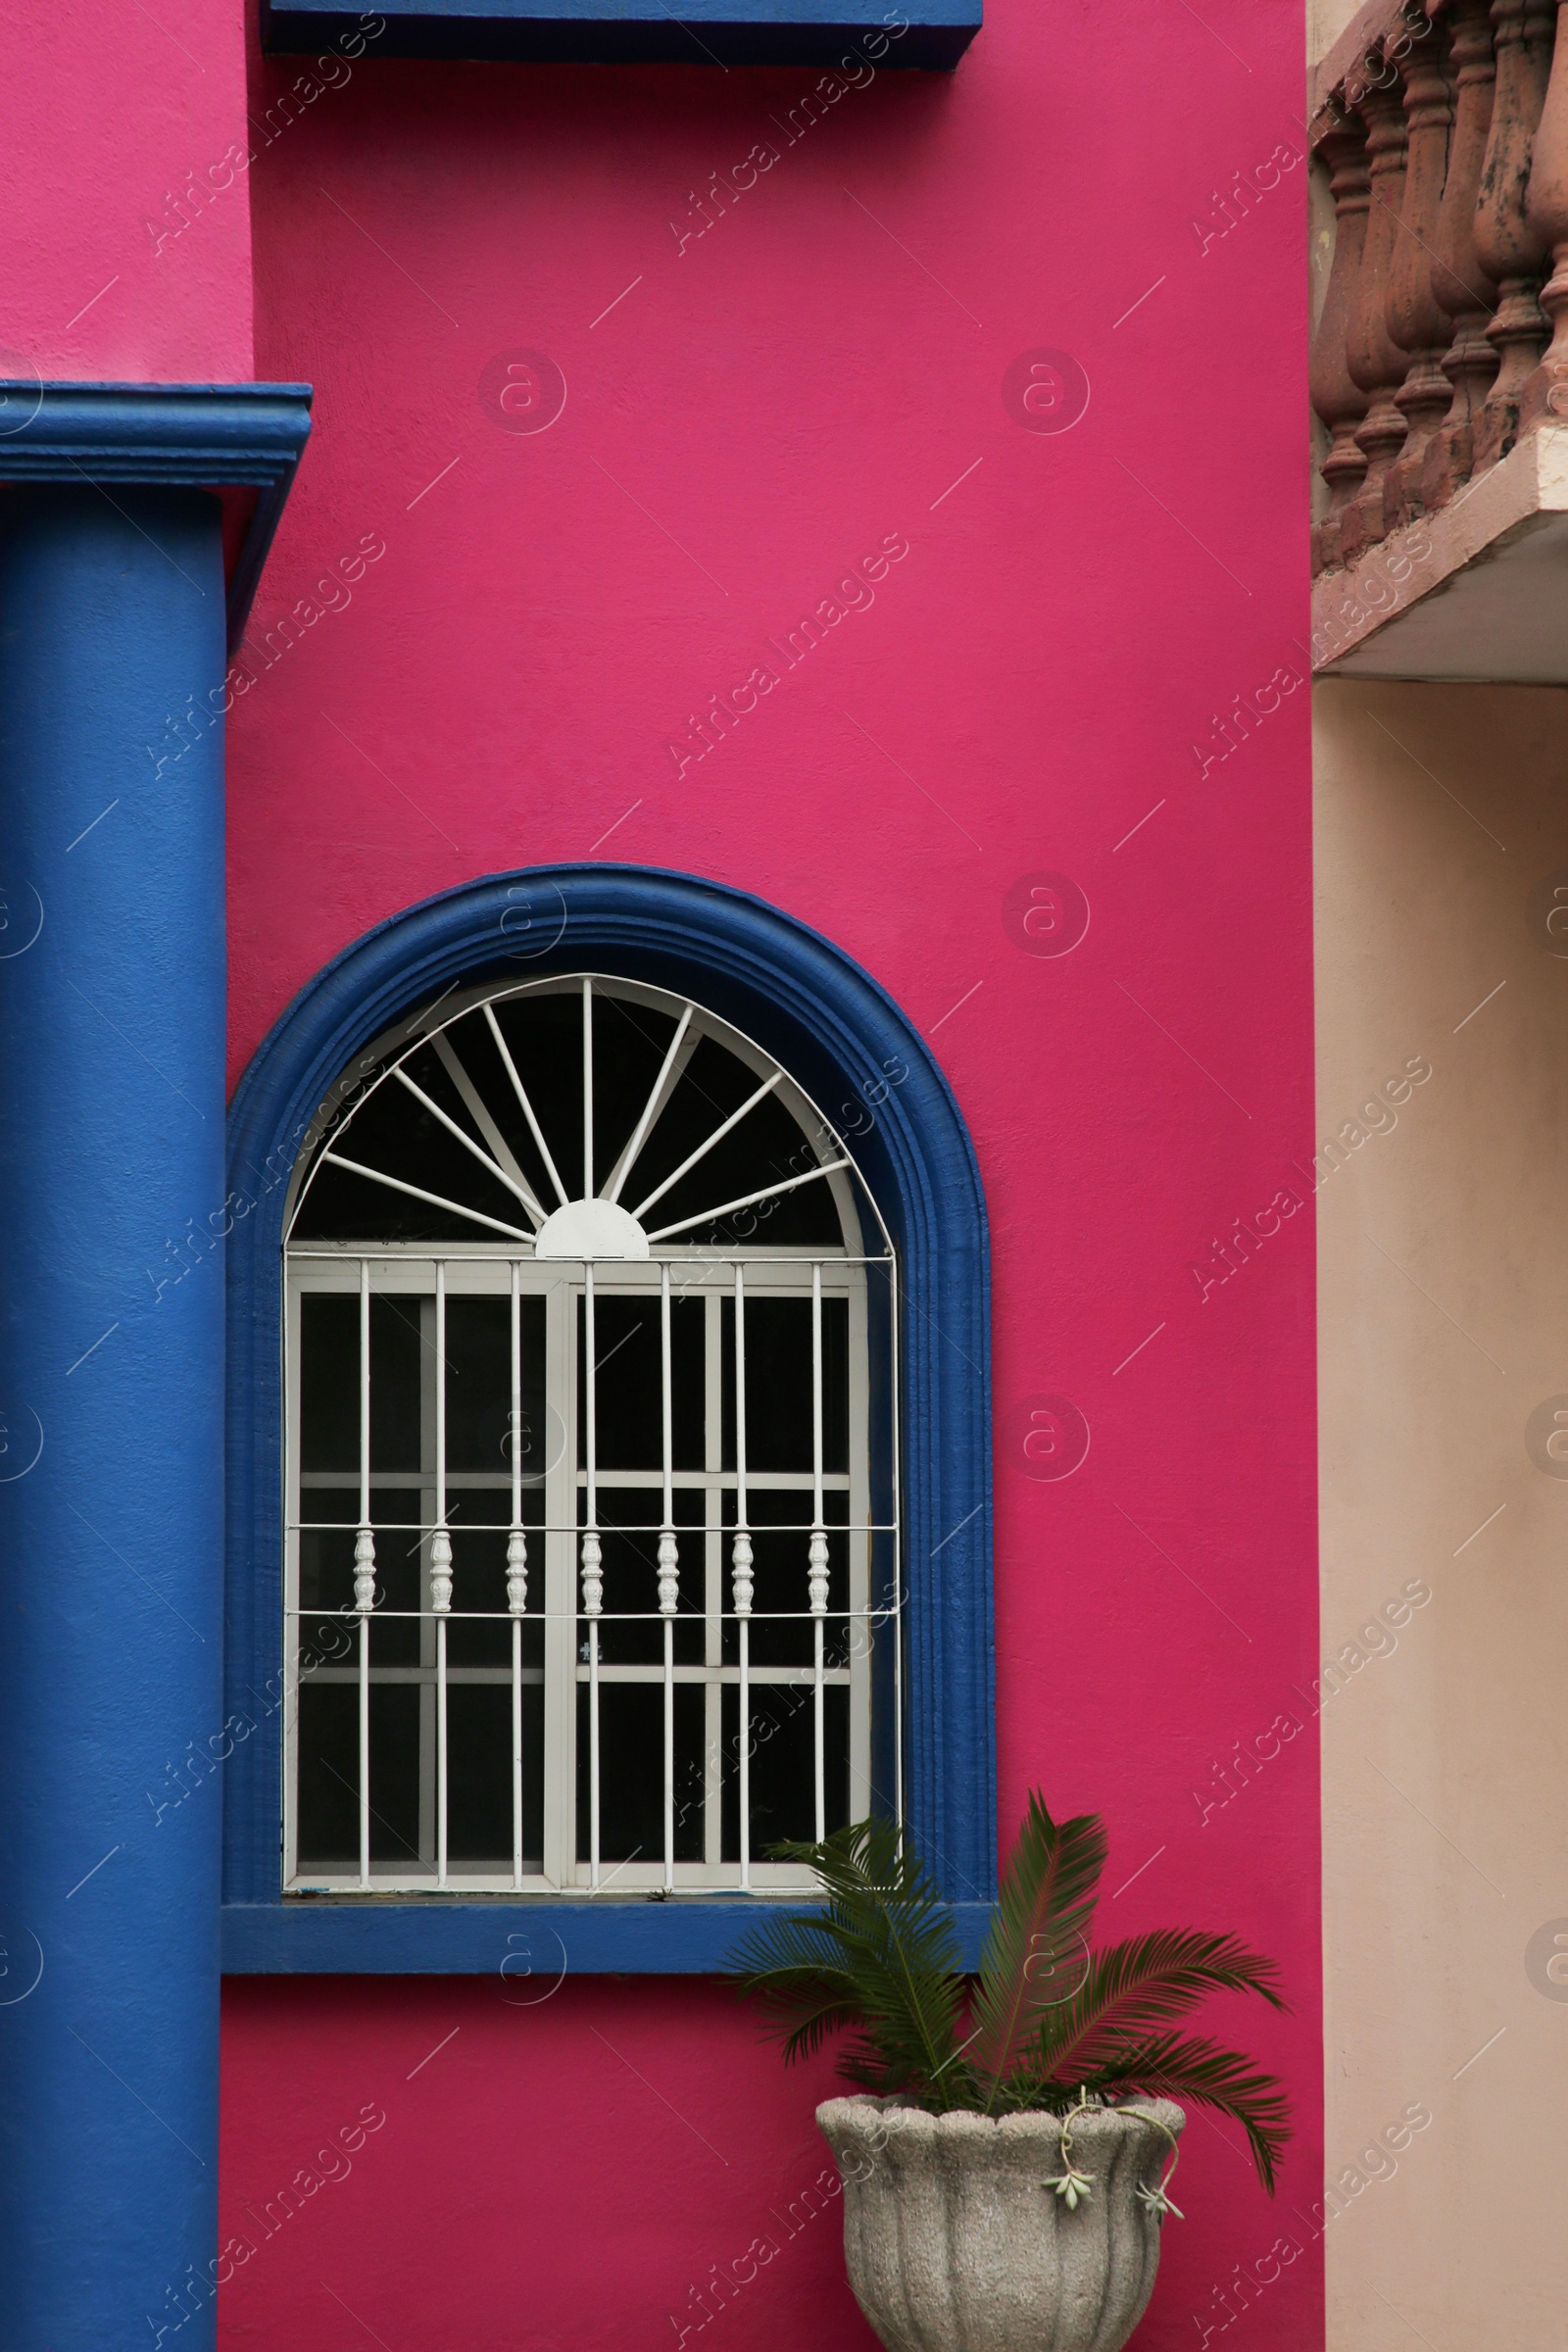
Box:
222 869 993 1971
283 973 897 1893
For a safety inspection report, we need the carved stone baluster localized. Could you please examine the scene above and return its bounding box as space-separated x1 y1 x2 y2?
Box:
1343 71 1413 564
1422 0 1502 505
1311 117 1372 574
1386 19 1456 525
1474 0 1556 466
1521 0 1568 423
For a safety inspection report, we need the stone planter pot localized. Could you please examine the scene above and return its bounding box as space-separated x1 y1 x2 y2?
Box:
816 2095 1185 2352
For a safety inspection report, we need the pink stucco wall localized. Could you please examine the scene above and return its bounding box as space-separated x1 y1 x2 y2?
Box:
218 3 1319 2345
0 0 252 380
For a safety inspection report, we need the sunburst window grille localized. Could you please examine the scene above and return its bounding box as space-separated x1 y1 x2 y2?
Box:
282 973 900 1895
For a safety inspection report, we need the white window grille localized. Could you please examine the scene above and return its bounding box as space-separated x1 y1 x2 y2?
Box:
282 973 900 1894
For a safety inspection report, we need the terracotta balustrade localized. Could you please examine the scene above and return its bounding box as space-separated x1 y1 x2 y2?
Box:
1521 0 1568 423
1311 0 1566 574
1474 0 1554 463
1421 0 1499 506
1386 18 1455 525
1341 73 1412 565
1311 118 1372 573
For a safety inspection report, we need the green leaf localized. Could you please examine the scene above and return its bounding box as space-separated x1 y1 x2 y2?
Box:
968 1794 1106 2107
1032 1929 1288 2085
725 1819 967 2102
1061 2031 1293 2194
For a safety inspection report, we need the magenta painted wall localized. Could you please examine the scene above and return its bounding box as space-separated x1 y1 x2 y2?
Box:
217 2 1320 2345
0 0 252 380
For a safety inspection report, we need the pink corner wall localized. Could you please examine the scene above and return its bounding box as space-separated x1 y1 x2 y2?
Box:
218 3 1320 2345
0 0 252 380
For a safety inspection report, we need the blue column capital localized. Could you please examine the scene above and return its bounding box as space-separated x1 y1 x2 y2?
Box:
0 380 312 648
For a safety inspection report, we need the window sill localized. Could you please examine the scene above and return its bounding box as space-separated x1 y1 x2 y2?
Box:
221 1897 994 1973
261 0 981 69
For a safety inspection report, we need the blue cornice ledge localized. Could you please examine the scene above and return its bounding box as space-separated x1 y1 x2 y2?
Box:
221 1899 995 1973
0 381 313 654
263 0 980 68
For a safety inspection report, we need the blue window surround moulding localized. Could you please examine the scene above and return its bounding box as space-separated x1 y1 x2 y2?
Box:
221 865 996 1973
0 381 313 653
262 0 980 70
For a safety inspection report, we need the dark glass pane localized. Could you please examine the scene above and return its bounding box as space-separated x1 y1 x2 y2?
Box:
721 1297 848 1474
623 1035 842 1248
295 1035 530 1246
440 1295 526 1470
299 1491 357 1663
296 1682 359 1868
370 1295 424 1472
483 989 586 1202
591 991 681 1200
576 1294 704 1472
295 1683 426 1871
368 1484 424 1665
447 1684 542 1866
576 1683 706 1865
368 1683 425 1866
721 1492 850 1666
721 1682 849 1860
291 983 843 1250
300 1295 359 1471
585 1491 706 1666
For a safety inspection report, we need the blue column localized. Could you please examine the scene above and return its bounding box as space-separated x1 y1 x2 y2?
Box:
0 484 230 2347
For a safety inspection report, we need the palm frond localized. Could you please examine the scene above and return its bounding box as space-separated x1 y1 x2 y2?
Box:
1064 2031 1292 2193
1033 1929 1287 2082
726 1819 966 2100
967 1795 1106 2104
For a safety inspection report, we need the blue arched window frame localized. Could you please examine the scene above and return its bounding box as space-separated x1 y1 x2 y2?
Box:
220 866 994 1972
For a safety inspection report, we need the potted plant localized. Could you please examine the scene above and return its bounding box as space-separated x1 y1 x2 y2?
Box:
729 1795 1290 2352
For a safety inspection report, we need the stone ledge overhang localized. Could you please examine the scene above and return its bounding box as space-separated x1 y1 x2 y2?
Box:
1312 425 1568 684
262 0 980 68
0 380 313 653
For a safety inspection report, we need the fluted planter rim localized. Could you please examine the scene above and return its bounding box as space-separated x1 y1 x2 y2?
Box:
817 2093 1187 2352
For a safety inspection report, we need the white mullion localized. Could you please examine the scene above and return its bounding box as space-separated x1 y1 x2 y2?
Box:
581 977 595 1198
733 1264 754 1891
809 1259 828 1843
582 1263 603 1888
356 1258 375 1889
848 1276 872 1821
703 1289 722 1874
629 1072 784 1222
431 1032 543 1217
889 1262 904 1831
603 1004 695 1203
542 1279 572 1889
282 1279 303 1889
432 1263 453 1887
482 1003 569 1208
658 1262 678 1892
391 1066 543 1225
508 1260 526 1889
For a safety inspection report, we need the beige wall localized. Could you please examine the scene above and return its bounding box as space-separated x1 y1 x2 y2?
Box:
1308 0 1366 60
1314 677 1568 2350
